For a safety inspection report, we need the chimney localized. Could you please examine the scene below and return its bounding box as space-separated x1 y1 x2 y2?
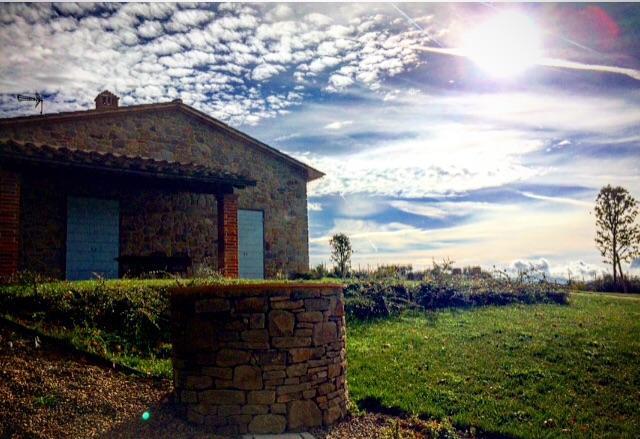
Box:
94 90 119 110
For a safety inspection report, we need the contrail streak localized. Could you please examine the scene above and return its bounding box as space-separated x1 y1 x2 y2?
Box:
390 2 443 48
417 45 640 82
517 191 593 208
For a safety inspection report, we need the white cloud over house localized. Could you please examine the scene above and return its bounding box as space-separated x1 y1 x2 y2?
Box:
0 3 438 125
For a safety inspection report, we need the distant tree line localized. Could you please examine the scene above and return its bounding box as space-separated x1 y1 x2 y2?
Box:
313 185 640 293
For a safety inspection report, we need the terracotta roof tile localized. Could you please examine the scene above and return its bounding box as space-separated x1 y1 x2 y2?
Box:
0 139 256 190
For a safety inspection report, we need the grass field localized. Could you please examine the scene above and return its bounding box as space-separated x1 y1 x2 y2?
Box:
347 292 640 437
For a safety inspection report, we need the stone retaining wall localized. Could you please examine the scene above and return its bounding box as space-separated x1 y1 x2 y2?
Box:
170 283 348 436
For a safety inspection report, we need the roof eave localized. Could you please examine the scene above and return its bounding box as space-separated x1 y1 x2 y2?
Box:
0 101 326 183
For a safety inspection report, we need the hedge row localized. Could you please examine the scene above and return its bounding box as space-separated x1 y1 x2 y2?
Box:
0 277 568 355
343 278 569 320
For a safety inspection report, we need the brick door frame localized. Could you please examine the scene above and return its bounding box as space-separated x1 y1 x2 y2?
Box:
216 191 239 278
0 169 21 279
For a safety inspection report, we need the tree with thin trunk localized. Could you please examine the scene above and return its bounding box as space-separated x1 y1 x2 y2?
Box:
330 233 352 278
594 185 640 292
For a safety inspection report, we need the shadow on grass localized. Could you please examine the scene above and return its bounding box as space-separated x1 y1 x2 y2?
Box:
356 396 518 439
357 396 407 417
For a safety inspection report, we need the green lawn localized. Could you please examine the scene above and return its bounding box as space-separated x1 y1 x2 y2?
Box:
347 292 640 438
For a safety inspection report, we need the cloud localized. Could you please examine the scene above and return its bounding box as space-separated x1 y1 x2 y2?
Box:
252 63 285 81
508 258 607 281
511 258 551 276
259 83 640 200
335 194 386 218
326 73 354 92
309 197 600 271
390 200 517 220
137 20 163 39
165 9 215 33
305 13 333 28
0 3 437 125
517 191 592 208
418 46 640 83
324 120 353 130
302 125 542 197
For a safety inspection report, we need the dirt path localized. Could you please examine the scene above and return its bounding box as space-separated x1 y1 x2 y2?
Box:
0 320 173 438
0 320 455 438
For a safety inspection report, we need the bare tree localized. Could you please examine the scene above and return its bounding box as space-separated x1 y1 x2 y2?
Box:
329 233 352 278
594 185 640 292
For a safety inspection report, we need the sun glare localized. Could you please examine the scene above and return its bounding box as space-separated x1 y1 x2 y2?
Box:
462 11 542 79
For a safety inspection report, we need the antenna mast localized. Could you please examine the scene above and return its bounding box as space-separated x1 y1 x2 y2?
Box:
16 92 44 115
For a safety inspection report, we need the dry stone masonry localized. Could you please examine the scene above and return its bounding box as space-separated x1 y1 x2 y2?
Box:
170 283 348 436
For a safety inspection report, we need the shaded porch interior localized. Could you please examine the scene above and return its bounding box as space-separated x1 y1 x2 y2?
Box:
0 140 256 280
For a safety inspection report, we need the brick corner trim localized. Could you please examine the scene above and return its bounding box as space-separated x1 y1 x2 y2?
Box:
0 169 20 279
216 192 239 278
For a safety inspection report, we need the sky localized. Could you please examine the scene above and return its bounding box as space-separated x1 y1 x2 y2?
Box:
1 2 639 279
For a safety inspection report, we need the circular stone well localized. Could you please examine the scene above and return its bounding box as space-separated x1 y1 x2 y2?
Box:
170 283 348 436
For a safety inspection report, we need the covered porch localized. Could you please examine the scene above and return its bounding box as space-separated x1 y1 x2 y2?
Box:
0 139 256 280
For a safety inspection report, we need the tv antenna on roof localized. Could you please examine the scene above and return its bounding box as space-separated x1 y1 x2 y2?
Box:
17 92 44 115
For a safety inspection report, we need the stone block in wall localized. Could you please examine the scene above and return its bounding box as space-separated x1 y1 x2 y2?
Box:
271 299 304 310
236 297 268 313
200 390 245 405
233 365 263 390
313 322 338 346
195 298 230 313
247 390 275 405
272 337 312 349
269 310 295 336
288 400 322 431
248 414 286 434
297 311 323 323
216 349 251 367
304 298 331 311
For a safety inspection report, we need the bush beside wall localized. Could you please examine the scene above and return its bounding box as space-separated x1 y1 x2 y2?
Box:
343 278 569 320
0 277 568 357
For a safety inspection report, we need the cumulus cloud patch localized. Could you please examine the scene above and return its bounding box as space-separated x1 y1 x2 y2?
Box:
509 258 607 281
0 3 437 126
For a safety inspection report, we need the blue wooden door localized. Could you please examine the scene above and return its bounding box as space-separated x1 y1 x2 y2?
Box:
66 197 119 280
238 210 264 279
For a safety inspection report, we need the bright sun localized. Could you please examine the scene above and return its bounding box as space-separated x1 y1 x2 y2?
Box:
462 11 542 79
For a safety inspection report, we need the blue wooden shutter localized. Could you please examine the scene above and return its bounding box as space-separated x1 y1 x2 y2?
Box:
238 209 264 279
66 197 119 280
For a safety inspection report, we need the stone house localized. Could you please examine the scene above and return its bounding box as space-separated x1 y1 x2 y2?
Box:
0 91 323 280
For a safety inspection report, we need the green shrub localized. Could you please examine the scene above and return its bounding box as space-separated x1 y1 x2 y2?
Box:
0 278 174 353
343 277 568 320
0 276 568 360
571 274 640 294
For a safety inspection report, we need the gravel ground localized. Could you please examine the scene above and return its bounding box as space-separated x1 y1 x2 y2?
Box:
0 320 451 438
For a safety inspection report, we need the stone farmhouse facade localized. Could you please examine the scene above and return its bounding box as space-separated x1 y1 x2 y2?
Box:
0 91 323 280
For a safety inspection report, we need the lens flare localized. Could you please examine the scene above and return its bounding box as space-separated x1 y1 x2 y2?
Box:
141 411 151 421
462 11 542 78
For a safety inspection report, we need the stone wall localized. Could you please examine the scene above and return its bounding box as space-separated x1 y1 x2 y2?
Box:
19 171 66 277
170 284 348 436
1 106 311 276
